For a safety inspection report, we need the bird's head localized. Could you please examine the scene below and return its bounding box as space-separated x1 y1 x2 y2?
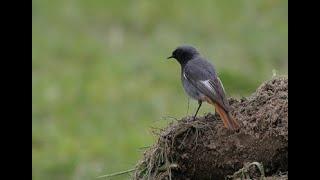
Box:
167 45 200 64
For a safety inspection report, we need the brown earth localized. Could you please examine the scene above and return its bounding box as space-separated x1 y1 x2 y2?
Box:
134 77 288 180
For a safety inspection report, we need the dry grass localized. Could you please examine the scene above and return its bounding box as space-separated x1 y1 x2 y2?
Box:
134 115 217 180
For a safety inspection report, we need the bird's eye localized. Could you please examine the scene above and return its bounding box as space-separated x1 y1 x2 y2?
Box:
173 50 179 57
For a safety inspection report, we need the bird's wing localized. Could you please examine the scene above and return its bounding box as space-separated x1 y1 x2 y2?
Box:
184 61 231 111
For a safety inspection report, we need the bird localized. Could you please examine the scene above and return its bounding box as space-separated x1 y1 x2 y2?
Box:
167 45 240 130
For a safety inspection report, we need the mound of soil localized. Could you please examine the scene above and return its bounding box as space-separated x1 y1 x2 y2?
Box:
134 77 288 180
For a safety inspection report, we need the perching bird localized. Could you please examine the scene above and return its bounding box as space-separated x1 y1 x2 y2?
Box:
167 45 240 130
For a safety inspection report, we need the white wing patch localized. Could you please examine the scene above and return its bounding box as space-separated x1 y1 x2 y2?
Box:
183 73 187 79
201 80 216 95
217 77 225 92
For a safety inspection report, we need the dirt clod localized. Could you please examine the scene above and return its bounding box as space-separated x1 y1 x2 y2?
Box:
134 77 288 180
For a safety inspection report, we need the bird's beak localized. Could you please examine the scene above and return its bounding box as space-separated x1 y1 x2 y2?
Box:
167 56 173 59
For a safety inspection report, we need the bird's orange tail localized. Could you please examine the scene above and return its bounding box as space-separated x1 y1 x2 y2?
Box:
214 103 240 130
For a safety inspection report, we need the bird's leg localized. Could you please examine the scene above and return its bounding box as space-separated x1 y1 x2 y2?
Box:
193 100 202 120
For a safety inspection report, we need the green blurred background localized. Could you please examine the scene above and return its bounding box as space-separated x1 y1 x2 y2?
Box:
32 0 287 179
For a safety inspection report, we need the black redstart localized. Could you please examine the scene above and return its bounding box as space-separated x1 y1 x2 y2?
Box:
167 45 240 130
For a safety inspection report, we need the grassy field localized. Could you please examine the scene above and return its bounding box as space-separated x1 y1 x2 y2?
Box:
32 0 287 179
